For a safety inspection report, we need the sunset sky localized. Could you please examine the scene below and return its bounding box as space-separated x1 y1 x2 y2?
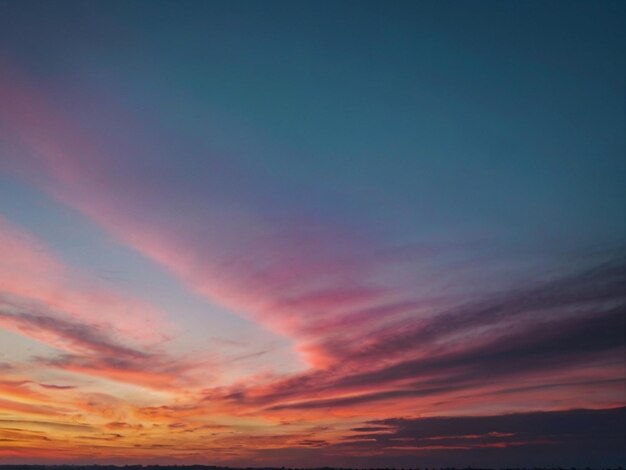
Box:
0 0 625 466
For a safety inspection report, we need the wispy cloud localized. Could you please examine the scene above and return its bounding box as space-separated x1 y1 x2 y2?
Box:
0 57 624 465
211 260 625 412
0 217 207 392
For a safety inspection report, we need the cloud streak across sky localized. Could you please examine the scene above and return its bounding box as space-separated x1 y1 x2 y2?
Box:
0 0 625 466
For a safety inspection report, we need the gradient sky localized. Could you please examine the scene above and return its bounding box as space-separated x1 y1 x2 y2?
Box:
0 0 625 466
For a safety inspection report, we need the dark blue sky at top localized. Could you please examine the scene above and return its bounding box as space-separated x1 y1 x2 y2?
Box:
2 0 625 253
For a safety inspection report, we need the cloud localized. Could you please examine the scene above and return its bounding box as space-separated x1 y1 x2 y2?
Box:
329 407 626 467
38 353 201 391
172 407 626 468
0 307 149 360
0 419 93 432
0 65 448 369
0 216 208 391
0 313 200 393
363 406 626 443
0 215 171 345
211 259 625 412
0 60 624 465
0 295 200 391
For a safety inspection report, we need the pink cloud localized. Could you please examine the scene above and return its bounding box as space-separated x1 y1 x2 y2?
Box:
0 216 212 391
0 216 170 345
0 65 433 370
1 61 624 433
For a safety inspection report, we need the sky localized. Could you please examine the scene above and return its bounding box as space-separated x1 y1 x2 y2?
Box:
0 0 624 466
